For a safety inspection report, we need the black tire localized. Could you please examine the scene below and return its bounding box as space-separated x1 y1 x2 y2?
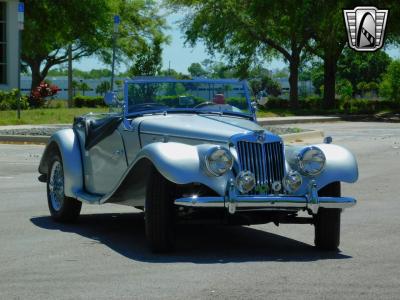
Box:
47 153 82 222
314 182 341 251
145 167 176 253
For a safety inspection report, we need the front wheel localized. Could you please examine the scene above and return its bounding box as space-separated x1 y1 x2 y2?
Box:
47 153 82 222
145 168 176 253
314 182 341 250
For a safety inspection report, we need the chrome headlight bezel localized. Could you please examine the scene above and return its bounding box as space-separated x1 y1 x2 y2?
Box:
297 146 326 176
204 146 234 177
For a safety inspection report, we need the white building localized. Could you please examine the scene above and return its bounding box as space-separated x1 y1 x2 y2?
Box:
0 0 19 90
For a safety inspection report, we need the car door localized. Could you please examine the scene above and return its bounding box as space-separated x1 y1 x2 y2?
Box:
83 120 128 195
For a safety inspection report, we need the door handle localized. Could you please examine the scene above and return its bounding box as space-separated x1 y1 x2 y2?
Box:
111 149 124 160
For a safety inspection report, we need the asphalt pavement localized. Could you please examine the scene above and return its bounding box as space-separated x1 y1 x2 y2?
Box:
0 121 399 299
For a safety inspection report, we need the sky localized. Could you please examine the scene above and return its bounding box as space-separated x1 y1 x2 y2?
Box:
75 12 400 74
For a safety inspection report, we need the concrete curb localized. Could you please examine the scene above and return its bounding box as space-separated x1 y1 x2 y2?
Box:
0 130 324 145
258 116 340 125
0 135 49 144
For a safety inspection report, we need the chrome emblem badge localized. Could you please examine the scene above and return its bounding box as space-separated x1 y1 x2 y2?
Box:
254 130 265 143
343 6 388 52
272 181 282 193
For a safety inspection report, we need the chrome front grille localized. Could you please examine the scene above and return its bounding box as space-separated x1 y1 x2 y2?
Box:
236 141 285 194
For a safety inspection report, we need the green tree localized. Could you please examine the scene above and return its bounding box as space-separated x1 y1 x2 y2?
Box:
306 0 350 108
272 68 289 79
356 82 368 97
96 81 111 95
23 0 167 91
188 63 208 77
250 76 281 97
23 0 110 90
78 82 91 96
337 48 391 94
379 60 400 102
48 68 113 79
72 80 80 97
336 79 353 100
128 38 163 76
167 0 317 108
309 0 400 108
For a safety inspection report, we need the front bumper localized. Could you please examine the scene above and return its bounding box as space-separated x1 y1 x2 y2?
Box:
174 181 356 214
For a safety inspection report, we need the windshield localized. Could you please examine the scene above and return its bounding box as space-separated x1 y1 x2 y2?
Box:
125 79 252 116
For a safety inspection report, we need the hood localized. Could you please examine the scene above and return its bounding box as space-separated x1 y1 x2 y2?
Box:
138 113 274 143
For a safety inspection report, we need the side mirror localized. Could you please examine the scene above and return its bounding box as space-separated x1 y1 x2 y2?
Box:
104 92 123 107
104 92 117 106
251 101 259 111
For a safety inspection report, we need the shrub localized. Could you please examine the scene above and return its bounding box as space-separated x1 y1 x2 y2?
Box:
300 95 322 109
73 96 106 108
29 81 60 108
337 98 400 114
0 89 29 111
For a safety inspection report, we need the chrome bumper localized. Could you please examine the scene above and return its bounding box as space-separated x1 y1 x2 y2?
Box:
174 195 356 215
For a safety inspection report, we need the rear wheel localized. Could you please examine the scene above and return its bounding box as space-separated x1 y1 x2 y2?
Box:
145 168 176 253
314 182 341 251
47 153 82 222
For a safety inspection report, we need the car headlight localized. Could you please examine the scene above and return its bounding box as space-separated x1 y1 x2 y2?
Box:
297 146 326 176
205 147 233 176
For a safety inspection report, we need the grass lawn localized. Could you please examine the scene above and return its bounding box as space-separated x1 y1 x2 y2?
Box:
1 107 394 126
0 108 109 125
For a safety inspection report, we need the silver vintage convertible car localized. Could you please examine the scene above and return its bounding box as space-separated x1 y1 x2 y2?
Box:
38 78 358 252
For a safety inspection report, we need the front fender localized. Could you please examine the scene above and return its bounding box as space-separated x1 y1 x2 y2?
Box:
38 129 83 198
135 142 232 196
285 143 358 194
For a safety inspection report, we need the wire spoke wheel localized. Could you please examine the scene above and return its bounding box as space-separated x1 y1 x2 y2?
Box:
46 153 81 222
49 161 64 211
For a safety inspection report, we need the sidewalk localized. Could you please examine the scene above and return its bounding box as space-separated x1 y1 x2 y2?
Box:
257 116 340 125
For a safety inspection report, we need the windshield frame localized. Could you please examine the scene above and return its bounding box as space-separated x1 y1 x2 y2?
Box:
123 78 255 120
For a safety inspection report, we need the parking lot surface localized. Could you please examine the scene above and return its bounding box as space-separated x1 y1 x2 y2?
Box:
0 121 399 299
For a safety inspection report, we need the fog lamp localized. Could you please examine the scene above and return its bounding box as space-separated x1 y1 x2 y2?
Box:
283 170 303 193
235 171 256 194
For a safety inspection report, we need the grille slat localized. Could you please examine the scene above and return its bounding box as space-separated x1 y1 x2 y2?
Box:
236 140 284 194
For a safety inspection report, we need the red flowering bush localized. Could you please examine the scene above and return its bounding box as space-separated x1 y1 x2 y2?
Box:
29 81 60 108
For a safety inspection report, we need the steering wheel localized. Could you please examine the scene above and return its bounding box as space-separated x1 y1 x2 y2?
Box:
194 102 218 108
130 102 168 111
133 102 167 108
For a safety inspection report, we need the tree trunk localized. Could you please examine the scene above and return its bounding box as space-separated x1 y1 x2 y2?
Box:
30 62 44 92
323 53 337 109
288 56 300 108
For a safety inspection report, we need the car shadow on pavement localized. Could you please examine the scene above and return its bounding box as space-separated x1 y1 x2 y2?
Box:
31 213 351 263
